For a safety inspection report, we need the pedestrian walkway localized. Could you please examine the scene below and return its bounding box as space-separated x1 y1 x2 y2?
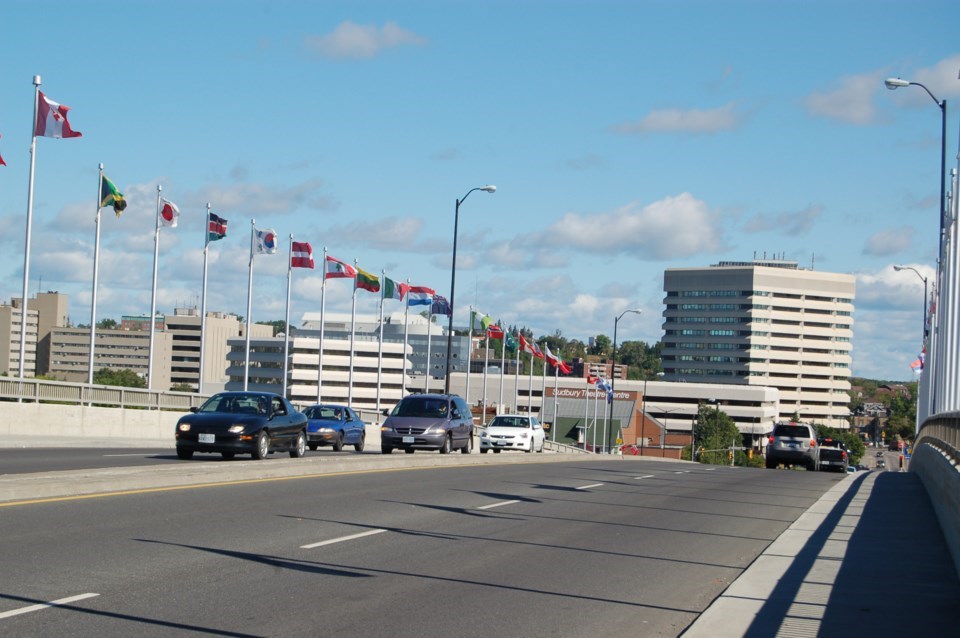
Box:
683 469 960 636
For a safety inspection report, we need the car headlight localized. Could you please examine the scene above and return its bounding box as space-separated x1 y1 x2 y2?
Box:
478 429 488 438
178 423 191 432
317 427 335 433
228 424 245 434
380 425 393 432
518 432 530 439
426 424 448 434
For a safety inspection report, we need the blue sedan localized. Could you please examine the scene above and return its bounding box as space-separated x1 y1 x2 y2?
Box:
303 404 366 452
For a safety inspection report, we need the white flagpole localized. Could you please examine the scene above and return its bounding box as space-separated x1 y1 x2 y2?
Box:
527 348 534 414
402 279 410 394
584 380 589 438
88 164 104 386
348 259 358 406
424 302 433 393
553 361 559 442
147 184 162 391
317 247 327 402
482 333 489 426
19 76 41 380
514 336 520 412
199 203 211 394
282 234 293 398
376 270 386 414
465 307 473 409
499 327 506 416
540 348 547 422
243 219 255 391
593 388 599 452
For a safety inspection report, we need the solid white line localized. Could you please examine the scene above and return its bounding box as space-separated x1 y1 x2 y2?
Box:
705 468 716 471
0 593 99 620
102 454 151 457
576 483 604 490
301 528 387 549
478 500 521 510
635 475 655 480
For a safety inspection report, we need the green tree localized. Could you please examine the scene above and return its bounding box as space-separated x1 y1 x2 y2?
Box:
694 403 741 465
92 368 146 388
815 425 865 466
589 334 611 356
97 318 118 330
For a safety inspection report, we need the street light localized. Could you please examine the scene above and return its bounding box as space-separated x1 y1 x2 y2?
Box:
884 77 947 259
606 308 641 453
894 265 929 340
444 185 496 394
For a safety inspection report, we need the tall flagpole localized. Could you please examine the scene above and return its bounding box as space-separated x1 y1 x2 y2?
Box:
593 388 599 451
243 219 255 391
282 234 293 398
19 76 41 379
402 279 410 395
540 350 547 427
552 361 559 442
348 259 358 406
199 203 211 394
514 337 520 412
147 184 162 391
584 379 589 439
498 327 506 416
465 307 473 409
88 164 105 386
424 302 433 393
482 333 490 425
317 247 327 402
527 349 534 415
376 269 386 414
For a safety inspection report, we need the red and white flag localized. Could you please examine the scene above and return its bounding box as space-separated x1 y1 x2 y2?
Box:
35 91 82 138
291 241 314 269
325 255 356 279
159 199 179 227
0 133 6 166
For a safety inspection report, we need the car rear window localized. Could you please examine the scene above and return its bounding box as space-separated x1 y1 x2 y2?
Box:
775 425 811 438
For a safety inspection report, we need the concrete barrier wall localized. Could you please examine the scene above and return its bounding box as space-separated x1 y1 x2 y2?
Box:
911 442 960 578
0 403 184 443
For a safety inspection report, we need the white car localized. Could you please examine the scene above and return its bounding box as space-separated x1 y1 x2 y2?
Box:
479 415 545 453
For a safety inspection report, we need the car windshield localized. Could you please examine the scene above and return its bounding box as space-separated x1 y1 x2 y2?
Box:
774 425 810 438
305 406 341 420
489 417 529 428
200 394 267 415
393 397 449 418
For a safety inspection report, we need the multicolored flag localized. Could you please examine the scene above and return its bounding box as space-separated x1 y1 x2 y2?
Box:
255 228 277 254
99 174 127 217
519 334 536 355
291 241 314 268
325 256 357 279
35 91 82 138
531 340 544 360
383 277 407 300
505 331 518 351
356 267 380 293
208 212 228 241
487 323 505 340
159 199 179 228
587 374 599 384
407 286 435 306
544 344 572 374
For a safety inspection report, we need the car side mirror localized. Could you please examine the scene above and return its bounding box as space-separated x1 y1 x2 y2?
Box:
189 406 199 413
382 408 390 416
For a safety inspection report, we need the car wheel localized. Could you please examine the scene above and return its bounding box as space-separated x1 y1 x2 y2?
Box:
176 447 193 460
354 432 365 452
480 448 488 454
308 443 318 451
525 439 534 453
537 440 544 453
252 431 269 460
221 452 235 460
493 449 501 454
382 446 393 454
405 448 416 454
765 458 776 469
332 432 344 452
461 435 473 454
289 431 306 458
439 435 452 454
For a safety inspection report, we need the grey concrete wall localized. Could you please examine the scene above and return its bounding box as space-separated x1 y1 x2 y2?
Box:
911 443 960 578
0 403 183 444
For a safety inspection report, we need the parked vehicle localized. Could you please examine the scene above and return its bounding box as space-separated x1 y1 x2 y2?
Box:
818 438 849 473
765 422 819 470
380 394 474 454
479 415 545 453
303 404 366 452
175 392 307 460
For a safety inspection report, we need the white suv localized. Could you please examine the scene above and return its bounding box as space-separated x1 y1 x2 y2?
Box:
766 422 819 470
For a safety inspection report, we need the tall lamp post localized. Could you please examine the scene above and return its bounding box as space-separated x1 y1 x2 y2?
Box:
894 265 929 340
444 185 496 394
606 309 641 453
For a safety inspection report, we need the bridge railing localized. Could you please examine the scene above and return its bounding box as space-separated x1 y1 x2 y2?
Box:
913 411 960 577
0 378 207 411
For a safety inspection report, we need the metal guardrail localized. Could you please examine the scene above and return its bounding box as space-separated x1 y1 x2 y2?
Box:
916 411 960 465
0 378 207 411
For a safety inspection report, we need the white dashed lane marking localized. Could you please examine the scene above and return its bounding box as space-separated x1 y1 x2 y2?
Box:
0 593 99 620
301 529 387 549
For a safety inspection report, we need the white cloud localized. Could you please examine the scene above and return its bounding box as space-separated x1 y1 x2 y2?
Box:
910 54 960 99
305 21 427 60
327 216 425 250
613 103 739 134
805 70 885 124
862 226 914 256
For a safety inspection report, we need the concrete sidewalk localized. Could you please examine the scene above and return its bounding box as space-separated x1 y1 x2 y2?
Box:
683 469 960 637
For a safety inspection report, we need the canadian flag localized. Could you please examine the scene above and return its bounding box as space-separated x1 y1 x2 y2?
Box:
35 91 82 138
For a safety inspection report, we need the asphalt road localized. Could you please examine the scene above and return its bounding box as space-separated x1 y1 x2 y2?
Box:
0 459 845 637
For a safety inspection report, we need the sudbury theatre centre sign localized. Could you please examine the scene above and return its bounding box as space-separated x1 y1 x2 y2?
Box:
546 387 638 401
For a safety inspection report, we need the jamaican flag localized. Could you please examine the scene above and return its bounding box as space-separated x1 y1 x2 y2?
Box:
100 174 127 217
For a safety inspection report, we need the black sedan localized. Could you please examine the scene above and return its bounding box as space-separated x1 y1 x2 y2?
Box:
175 392 308 460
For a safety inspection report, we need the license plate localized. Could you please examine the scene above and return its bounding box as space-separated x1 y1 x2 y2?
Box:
495 442 507 446
199 433 215 444
402 436 415 444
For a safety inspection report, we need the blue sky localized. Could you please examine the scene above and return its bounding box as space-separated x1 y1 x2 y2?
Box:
0 0 957 382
